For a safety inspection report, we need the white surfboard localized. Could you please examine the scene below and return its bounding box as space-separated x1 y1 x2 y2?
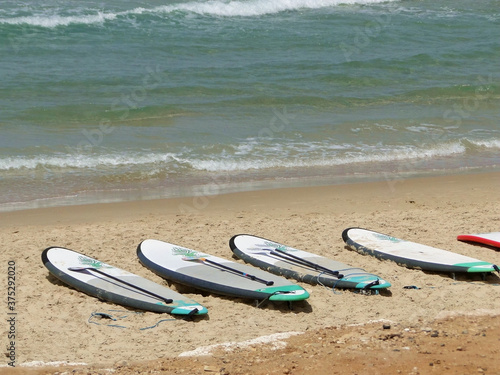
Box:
342 228 499 274
230 234 391 290
457 232 500 249
137 239 310 303
42 247 208 316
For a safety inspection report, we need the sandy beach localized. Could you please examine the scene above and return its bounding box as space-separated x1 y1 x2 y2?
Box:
1 171 500 374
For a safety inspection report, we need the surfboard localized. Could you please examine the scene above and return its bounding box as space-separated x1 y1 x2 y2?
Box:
229 234 391 290
342 228 499 274
457 232 500 249
137 239 310 302
41 246 208 316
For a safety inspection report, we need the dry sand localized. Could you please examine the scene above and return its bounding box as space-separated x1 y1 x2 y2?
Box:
1 172 499 374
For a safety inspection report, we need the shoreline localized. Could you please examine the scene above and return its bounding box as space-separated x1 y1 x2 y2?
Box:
1 171 499 370
2 170 500 227
2 165 499 214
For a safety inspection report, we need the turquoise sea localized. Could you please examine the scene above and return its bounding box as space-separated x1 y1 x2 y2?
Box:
1 0 499 211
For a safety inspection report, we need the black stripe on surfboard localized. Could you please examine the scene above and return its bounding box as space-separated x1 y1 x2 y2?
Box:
41 247 176 314
136 241 282 301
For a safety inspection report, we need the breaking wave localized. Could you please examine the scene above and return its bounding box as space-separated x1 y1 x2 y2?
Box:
0 0 397 27
1 137 498 174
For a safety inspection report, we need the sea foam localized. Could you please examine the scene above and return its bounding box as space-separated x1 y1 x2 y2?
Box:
0 0 396 28
1 138 498 173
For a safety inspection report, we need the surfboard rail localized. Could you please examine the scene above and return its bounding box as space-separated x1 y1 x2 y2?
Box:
457 233 500 249
343 227 499 274
230 234 391 290
137 239 310 302
41 246 208 315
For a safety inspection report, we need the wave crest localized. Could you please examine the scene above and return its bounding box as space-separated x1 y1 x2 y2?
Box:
0 0 396 28
2 137 498 173
0 11 117 28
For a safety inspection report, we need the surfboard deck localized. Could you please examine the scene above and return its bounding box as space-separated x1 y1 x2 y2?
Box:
457 232 500 249
42 247 208 315
229 234 391 290
342 228 499 274
137 239 310 302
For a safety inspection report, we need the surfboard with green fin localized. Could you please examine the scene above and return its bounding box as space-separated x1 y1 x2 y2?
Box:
137 239 310 303
343 228 499 275
230 234 391 290
42 246 208 315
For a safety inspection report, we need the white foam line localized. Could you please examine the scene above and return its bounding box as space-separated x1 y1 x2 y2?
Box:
347 318 394 327
434 308 500 320
156 0 396 18
0 360 88 368
0 0 397 27
178 331 303 357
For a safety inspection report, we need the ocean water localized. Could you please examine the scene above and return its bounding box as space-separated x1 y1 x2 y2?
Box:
1 0 499 211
